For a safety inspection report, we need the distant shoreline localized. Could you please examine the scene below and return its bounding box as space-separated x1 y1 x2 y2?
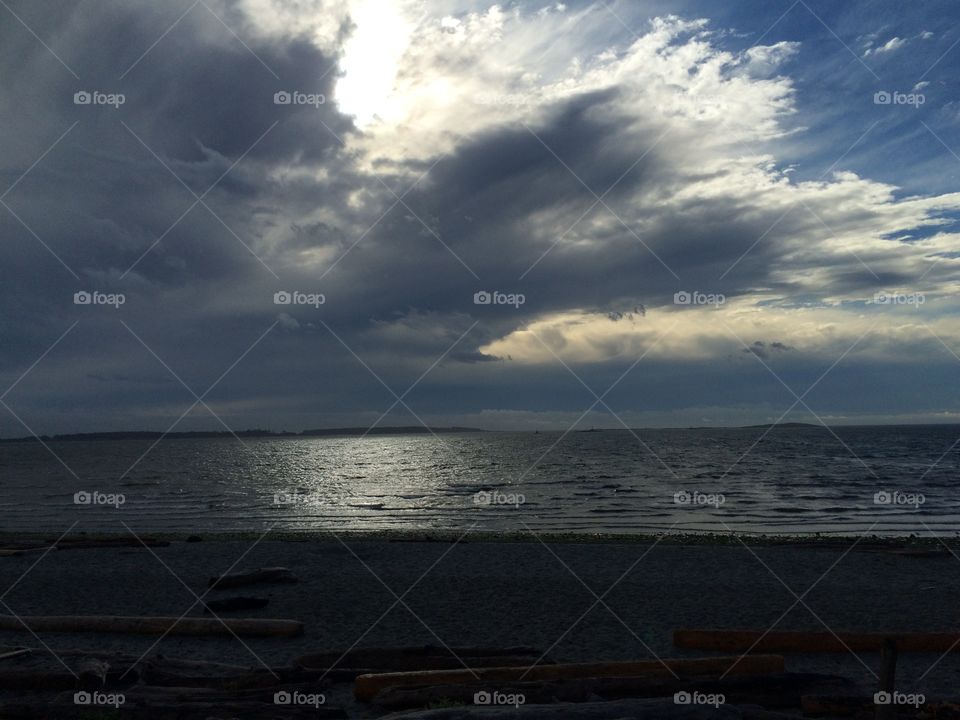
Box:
0 528 954 546
2 421 958 443
0 426 485 444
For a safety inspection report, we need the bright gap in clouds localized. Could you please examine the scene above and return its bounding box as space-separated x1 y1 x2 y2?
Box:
335 0 417 126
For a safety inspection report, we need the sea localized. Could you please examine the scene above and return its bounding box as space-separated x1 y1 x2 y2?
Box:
1 425 958 536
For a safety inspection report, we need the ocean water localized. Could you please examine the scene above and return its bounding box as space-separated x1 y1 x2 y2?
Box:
1 425 958 536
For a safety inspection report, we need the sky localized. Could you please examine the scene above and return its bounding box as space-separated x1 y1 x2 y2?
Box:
1 0 960 434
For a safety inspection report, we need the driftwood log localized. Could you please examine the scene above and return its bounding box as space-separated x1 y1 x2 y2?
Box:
140 659 328 691
0 653 343 719
0 653 302 692
354 654 786 702
53 537 170 550
0 547 51 557
0 650 135 690
208 567 298 589
372 671 852 711
0 651 343 718
0 698 345 720
297 645 549 674
0 538 169 556
0 615 303 637
0 648 30 661
0 648 322 692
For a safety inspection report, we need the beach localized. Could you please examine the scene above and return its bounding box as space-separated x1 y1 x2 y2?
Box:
1 534 957 717
3 0 957 714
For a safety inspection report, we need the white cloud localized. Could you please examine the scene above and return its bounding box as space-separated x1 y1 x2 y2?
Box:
227 0 352 49
276 313 301 330
739 41 800 77
335 0 423 126
864 36 907 56
342 10 796 166
261 4 960 372
481 297 960 366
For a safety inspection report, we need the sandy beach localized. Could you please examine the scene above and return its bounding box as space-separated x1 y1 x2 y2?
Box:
0 534 957 717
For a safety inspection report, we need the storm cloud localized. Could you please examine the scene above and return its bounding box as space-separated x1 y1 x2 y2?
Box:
2 0 960 434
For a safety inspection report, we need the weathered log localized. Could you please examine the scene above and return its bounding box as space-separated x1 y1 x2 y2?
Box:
354 654 786 702
0 651 139 688
298 646 549 673
674 629 960 653
140 660 324 690
304 657 550 676
372 671 852 711
209 567 298 589
0 650 298 690
111 682 332 702
0 698 345 719
0 648 30 661
0 614 303 637
299 645 542 667
52 537 170 549
0 547 51 557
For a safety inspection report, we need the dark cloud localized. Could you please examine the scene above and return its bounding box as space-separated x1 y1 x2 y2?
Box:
743 340 795 359
1 0 959 434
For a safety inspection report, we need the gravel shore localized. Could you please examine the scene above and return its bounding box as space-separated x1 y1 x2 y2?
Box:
1 536 958 714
